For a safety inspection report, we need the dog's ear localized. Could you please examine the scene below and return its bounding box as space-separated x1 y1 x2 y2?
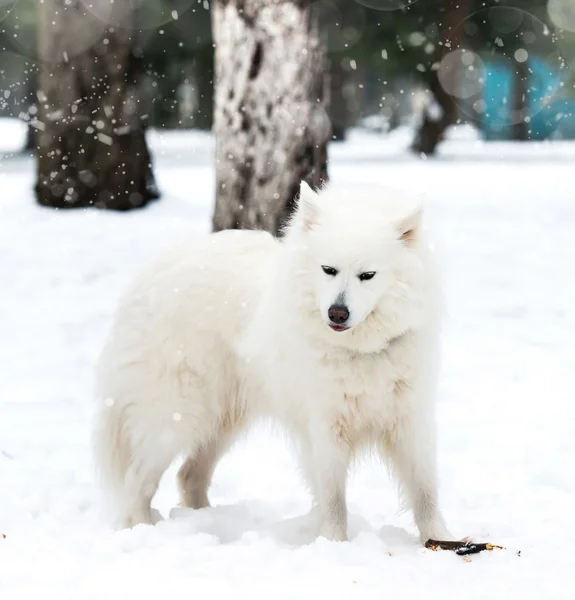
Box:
296 181 319 231
398 207 423 247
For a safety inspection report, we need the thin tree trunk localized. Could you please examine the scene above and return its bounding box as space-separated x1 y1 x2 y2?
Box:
35 0 157 210
510 59 529 141
412 0 472 156
329 58 349 142
194 43 215 131
24 75 37 154
25 119 36 153
212 0 330 236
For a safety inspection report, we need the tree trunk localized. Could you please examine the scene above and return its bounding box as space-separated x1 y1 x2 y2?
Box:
510 59 529 141
35 0 157 210
329 58 349 142
25 121 36 153
212 0 330 236
193 43 215 131
411 70 456 156
411 0 472 156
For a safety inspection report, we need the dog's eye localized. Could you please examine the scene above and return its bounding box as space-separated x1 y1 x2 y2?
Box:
358 272 376 281
321 266 338 276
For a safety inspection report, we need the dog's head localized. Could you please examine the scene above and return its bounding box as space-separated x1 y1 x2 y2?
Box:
281 182 438 352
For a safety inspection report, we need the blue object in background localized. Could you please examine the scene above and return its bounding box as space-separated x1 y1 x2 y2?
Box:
482 61 514 140
481 56 575 140
550 100 575 139
528 56 562 140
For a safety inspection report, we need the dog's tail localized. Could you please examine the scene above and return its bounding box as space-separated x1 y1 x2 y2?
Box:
92 396 132 524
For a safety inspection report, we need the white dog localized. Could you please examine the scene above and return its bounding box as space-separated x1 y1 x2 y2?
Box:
93 182 454 544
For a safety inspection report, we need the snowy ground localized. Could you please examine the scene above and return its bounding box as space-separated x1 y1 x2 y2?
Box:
2 130 575 598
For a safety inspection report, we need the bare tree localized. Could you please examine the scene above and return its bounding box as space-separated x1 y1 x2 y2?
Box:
412 0 473 156
36 0 157 210
212 0 330 235
510 59 529 141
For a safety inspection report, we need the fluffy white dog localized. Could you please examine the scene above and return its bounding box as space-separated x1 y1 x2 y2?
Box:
93 182 454 544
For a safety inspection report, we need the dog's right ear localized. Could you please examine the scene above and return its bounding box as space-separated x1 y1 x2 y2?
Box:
296 181 319 231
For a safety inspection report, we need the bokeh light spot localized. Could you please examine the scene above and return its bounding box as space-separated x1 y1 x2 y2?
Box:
438 50 485 100
548 0 575 33
515 49 529 63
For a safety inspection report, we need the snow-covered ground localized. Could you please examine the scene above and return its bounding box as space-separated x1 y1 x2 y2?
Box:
2 130 575 599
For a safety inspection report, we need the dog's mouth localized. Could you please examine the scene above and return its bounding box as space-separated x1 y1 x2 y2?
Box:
329 324 350 332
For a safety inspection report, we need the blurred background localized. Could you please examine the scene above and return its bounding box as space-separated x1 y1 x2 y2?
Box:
2 0 575 148
1 0 574 224
2 2 575 597
2 0 575 223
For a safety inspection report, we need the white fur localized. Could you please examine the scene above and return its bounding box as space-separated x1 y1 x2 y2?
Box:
93 182 453 543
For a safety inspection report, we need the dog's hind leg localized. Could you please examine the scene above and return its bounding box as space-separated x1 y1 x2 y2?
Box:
120 442 176 528
93 401 179 529
177 432 233 509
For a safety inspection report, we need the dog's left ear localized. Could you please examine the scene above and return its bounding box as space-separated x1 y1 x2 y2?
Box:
398 207 423 247
296 181 319 231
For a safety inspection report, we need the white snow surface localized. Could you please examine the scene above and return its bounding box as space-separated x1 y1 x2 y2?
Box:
2 131 575 598
0 118 27 154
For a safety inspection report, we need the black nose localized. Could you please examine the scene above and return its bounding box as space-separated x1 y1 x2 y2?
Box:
328 304 350 325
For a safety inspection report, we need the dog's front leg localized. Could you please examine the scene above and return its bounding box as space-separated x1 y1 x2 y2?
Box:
307 425 351 542
384 417 453 544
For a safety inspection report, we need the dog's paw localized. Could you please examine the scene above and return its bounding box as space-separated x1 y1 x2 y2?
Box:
318 522 348 543
419 523 454 545
150 508 164 525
